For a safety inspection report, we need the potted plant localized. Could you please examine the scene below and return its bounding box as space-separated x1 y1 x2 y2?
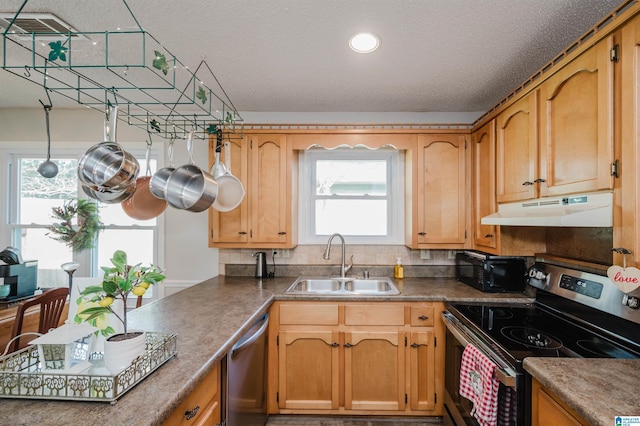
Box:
74 250 165 373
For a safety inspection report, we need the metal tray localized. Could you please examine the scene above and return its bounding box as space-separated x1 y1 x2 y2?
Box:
0 332 177 404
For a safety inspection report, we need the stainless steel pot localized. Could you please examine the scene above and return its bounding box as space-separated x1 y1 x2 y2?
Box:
78 106 139 190
211 129 245 212
165 131 218 212
149 137 176 200
81 181 136 204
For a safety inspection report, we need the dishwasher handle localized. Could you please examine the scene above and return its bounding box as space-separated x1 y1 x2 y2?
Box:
232 313 269 358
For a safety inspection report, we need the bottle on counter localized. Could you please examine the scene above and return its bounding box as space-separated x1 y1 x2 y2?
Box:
394 257 404 279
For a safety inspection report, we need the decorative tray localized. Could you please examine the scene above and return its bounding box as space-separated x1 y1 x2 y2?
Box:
0 332 177 404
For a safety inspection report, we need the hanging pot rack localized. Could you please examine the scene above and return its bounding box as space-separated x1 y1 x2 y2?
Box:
1 0 243 139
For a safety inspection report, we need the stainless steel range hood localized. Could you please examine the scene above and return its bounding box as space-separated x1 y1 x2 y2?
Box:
481 191 613 227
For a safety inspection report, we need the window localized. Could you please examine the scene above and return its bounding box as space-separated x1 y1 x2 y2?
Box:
4 149 160 289
299 148 404 244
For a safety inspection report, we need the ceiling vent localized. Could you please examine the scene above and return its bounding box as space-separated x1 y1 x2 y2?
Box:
0 13 88 40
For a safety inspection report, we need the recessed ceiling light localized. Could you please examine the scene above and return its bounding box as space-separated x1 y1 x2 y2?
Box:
349 32 380 53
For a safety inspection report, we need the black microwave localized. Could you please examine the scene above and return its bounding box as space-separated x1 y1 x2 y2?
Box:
455 250 527 293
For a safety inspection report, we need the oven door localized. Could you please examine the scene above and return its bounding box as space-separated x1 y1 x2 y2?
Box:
442 311 522 426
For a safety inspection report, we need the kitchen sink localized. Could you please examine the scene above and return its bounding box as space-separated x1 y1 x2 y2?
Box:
285 277 399 295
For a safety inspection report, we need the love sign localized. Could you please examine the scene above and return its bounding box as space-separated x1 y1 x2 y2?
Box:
607 265 640 294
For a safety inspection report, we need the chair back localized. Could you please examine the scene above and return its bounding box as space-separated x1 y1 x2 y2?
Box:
8 287 69 353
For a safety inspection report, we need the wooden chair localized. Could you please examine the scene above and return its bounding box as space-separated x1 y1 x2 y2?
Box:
8 287 69 353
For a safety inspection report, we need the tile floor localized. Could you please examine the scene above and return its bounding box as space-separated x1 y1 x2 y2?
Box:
266 415 456 426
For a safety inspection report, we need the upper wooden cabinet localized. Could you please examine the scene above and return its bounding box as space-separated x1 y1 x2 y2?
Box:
538 35 615 197
472 120 498 251
407 134 467 248
494 35 616 203
496 92 539 203
209 133 298 248
616 15 640 267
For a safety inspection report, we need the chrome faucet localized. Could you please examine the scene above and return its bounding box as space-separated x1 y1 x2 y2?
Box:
323 233 352 278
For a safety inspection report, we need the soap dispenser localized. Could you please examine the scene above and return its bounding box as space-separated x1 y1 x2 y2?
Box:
394 257 404 279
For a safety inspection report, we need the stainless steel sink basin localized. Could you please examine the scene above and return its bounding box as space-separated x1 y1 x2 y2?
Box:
286 277 399 295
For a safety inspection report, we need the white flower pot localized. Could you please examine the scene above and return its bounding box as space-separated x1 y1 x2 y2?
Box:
103 330 146 374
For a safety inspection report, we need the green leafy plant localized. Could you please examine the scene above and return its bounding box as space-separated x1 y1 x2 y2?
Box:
48 198 102 252
75 250 165 339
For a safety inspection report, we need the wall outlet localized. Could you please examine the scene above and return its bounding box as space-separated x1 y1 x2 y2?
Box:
420 250 431 260
273 249 291 258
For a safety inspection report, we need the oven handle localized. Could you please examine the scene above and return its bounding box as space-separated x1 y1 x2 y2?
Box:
442 311 517 389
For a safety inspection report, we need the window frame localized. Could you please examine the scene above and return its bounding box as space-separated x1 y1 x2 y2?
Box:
1 145 163 285
298 147 404 245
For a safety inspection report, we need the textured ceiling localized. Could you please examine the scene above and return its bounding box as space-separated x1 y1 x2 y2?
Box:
0 0 626 117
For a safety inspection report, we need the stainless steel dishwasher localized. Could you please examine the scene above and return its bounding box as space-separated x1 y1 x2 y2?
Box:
227 312 269 426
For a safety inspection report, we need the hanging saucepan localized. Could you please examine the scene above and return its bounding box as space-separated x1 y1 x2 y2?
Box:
81 181 136 204
78 105 139 190
149 136 176 200
165 130 218 212
121 139 168 220
211 129 245 212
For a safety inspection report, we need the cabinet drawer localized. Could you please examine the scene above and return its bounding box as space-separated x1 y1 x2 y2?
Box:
279 303 339 325
409 306 434 327
163 363 219 426
344 304 405 326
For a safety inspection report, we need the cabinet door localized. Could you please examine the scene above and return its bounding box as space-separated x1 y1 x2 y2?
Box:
539 36 614 197
531 378 587 426
278 329 340 410
496 92 539 202
472 120 498 250
408 331 436 411
209 135 249 245
617 14 640 267
250 134 290 244
344 331 406 411
415 134 466 246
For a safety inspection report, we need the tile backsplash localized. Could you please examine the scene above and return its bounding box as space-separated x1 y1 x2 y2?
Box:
220 246 457 278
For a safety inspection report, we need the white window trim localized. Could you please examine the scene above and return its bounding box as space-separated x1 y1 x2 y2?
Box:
0 144 164 279
298 147 404 245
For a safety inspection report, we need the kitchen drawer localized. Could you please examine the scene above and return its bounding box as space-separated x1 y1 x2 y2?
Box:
163 363 219 426
279 303 339 325
409 306 434 327
344 303 405 326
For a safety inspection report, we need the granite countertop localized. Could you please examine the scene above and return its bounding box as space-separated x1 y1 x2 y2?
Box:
524 357 640 425
0 275 542 425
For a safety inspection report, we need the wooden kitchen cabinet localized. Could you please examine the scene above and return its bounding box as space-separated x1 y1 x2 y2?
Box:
538 35 615 198
268 301 444 416
472 120 499 252
615 15 640 267
531 378 588 426
407 134 467 248
163 362 221 426
496 92 539 203
209 133 298 248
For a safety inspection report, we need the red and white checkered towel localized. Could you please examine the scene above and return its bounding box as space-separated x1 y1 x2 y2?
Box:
459 344 501 426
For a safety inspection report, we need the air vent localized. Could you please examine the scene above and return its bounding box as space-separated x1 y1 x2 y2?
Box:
0 13 88 40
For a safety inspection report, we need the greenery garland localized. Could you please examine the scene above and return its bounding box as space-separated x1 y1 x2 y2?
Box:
48 198 102 252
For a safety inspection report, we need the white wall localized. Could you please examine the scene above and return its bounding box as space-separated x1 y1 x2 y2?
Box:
0 108 218 283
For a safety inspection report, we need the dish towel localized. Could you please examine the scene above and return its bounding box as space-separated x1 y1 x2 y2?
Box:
459 343 501 426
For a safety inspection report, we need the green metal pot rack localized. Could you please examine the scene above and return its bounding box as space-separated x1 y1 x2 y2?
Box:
1 0 243 139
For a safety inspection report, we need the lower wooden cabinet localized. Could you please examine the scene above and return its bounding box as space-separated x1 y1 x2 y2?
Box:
268 301 445 416
164 362 221 426
531 378 588 426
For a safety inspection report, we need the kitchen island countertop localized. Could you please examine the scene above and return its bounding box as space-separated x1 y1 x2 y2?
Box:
524 357 640 426
0 275 570 424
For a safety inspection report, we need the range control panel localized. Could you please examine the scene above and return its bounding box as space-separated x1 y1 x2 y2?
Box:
559 274 603 299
